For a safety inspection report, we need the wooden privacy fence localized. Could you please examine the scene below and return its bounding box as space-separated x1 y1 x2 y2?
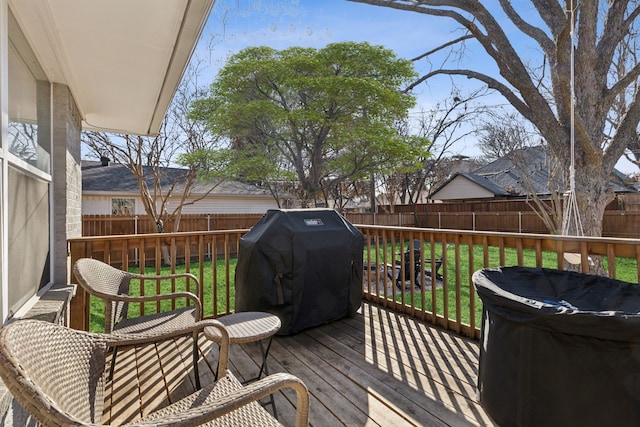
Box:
82 214 264 236
84 211 640 238
82 213 417 236
417 211 640 237
347 212 416 226
419 212 546 233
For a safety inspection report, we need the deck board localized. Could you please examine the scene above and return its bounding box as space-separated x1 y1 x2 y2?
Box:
106 302 494 426
105 344 141 423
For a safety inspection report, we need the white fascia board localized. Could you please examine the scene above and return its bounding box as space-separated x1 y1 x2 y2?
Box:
9 0 214 136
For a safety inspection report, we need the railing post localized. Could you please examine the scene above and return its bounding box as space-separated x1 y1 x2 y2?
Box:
68 240 90 331
134 215 139 265
207 215 211 259
519 211 522 233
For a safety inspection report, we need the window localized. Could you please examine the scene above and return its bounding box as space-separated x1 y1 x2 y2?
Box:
6 8 52 315
8 9 51 173
112 198 135 215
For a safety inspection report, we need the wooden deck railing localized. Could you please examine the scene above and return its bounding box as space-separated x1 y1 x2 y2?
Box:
68 230 248 332
68 226 640 339
358 226 640 339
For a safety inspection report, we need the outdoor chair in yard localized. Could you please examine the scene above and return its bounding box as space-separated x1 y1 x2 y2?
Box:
73 257 208 388
390 240 443 287
0 319 310 426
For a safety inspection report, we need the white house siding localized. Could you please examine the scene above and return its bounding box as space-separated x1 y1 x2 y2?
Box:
83 194 279 215
168 195 279 214
431 176 496 201
82 194 144 215
82 195 107 215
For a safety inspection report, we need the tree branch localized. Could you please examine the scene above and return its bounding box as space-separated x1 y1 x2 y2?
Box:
410 35 474 62
605 78 640 170
529 0 567 39
498 0 554 57
596 1 635 69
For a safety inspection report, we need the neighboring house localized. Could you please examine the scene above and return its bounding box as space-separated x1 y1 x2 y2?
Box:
430 145 635 201
82 160 286 215
1 0 214 324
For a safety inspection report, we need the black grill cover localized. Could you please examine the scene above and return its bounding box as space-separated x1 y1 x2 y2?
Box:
235 209 364 335
474 266 640 427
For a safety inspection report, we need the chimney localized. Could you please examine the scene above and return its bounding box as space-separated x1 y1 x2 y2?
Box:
100 156 110 167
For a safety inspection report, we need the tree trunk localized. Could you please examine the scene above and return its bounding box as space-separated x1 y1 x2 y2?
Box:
369 176 376 213
572 153 612 274
573 149 612 238
154 219 172 266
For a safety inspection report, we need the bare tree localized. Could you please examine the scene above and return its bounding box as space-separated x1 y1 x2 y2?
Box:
378 88 488 217
349 0 640 243
478 112 538 161
476 113 565 233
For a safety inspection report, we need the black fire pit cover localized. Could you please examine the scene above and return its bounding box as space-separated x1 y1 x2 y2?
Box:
473 266 640 426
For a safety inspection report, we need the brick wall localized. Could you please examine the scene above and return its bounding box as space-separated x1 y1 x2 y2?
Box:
52 83 82 285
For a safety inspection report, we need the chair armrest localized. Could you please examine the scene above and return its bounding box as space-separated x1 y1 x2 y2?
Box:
108 291 198 303
128 272 202 298
129 372 310 427
105 318 228 360
103 291 203 320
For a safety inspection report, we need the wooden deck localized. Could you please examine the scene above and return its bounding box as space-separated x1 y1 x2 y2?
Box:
104 302 495 426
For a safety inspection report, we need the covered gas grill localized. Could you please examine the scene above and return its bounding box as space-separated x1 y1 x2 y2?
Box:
235 209 364 335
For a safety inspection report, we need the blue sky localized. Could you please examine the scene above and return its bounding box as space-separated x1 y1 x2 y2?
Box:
196 0 496 103
192 0 638 173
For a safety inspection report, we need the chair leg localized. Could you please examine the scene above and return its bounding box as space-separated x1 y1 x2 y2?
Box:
259 338 277 419
238 338 278 417
193 332 201 390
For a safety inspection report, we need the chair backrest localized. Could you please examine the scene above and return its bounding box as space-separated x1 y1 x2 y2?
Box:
74 258 132 333
403 240 423 264
0 320 108 425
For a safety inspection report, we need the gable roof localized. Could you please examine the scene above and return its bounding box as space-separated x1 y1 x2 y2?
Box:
81 161 274 198
430 145 634 201
457 173 511 196
472 145 553 195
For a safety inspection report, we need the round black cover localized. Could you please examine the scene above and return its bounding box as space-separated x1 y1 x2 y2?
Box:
473 267 640 427
474 266 640 342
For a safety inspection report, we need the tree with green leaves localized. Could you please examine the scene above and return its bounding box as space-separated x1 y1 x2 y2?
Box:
189 41 429 209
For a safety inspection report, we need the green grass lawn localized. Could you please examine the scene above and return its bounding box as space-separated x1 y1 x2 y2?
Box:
89 244 639 332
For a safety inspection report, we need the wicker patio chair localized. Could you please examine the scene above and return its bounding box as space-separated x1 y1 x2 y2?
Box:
0 319 309 426
73 258 207 387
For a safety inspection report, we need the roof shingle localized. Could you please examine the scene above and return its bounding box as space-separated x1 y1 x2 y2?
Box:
81 161 273 197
